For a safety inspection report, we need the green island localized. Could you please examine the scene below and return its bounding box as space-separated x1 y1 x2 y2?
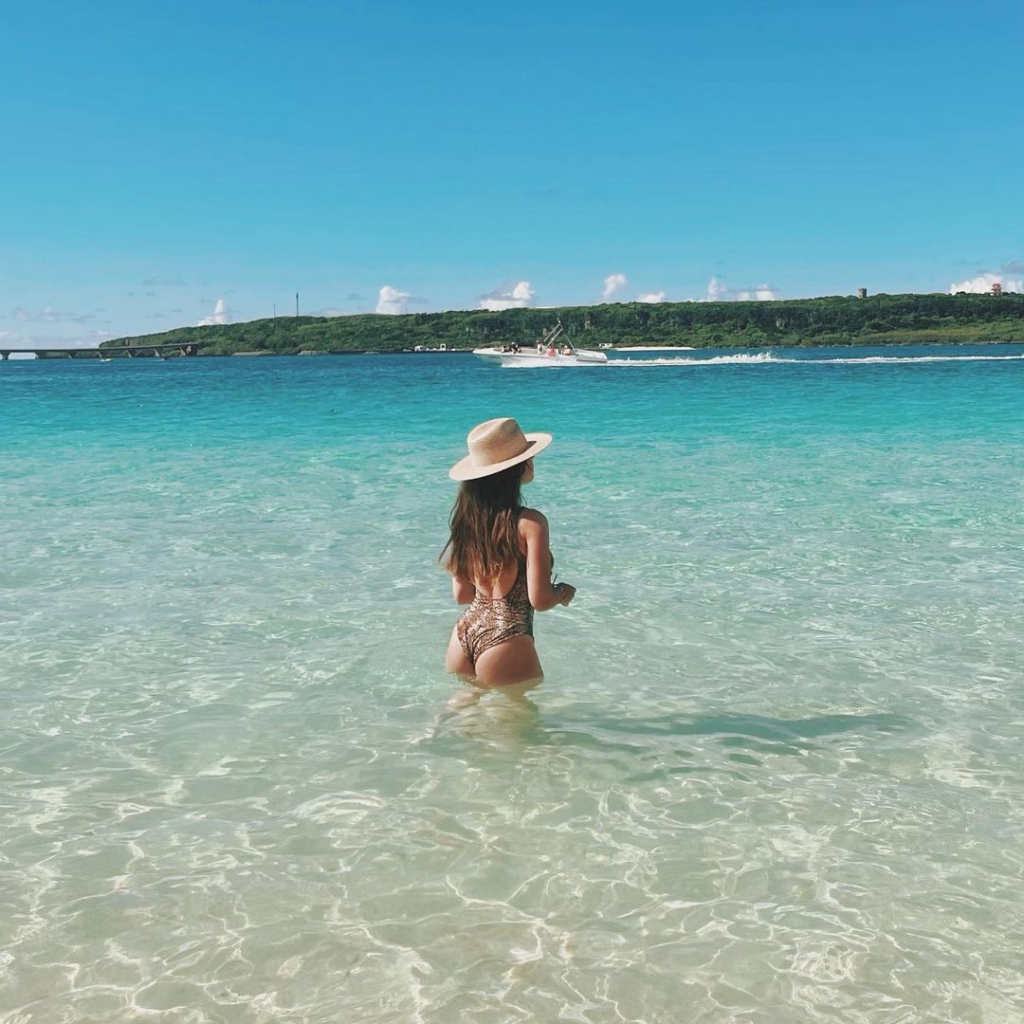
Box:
101 292 1024 356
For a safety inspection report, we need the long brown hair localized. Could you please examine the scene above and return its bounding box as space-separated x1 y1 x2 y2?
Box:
440 462 526 581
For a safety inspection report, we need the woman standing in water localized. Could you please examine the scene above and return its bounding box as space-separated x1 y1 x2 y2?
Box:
442 417 576 686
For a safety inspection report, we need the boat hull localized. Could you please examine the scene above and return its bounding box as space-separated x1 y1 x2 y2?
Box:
473 348 609 367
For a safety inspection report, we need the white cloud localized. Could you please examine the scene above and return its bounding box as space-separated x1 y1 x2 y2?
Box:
741 284 781 301
637 291 666 304
0 329 111 351
197 298 231 326
11 305 94 324
702 276 780 302
479 280 535 311
602 273 627 300
376 285 410 315
949 271 1024 294
706 276 730 302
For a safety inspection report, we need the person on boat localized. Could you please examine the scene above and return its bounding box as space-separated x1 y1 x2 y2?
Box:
546 343 557 357
442 417 576 686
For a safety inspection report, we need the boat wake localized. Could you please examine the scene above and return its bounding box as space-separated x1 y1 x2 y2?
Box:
606 351 1024 368
606 352 775 366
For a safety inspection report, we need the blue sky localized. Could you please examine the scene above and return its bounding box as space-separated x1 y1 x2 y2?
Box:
2 0 1022 346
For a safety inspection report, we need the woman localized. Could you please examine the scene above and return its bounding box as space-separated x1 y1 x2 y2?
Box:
442 417 576 686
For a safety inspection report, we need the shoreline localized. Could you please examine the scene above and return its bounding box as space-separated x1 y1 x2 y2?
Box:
8 337 1024 361
56 290 1024 359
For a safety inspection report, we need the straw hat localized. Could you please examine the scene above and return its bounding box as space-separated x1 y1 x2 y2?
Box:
449 417 552 481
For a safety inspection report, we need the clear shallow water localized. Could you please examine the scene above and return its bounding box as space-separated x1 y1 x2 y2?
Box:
2 345 1023 1023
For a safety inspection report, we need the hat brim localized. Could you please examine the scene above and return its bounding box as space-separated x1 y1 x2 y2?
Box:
448 432 552 481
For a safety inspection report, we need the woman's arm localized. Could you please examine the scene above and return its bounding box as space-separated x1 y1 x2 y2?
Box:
452 575 476 605
520 509 575 611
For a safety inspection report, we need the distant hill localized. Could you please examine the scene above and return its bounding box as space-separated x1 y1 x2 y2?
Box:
102 292 1024 355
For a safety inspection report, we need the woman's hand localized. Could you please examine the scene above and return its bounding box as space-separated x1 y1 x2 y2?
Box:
555 582 576 606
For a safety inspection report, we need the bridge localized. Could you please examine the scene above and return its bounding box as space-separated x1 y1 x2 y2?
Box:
0 342 203 360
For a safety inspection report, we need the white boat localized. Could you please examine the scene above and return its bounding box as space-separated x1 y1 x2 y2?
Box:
473 321 608 367
473 348 608 367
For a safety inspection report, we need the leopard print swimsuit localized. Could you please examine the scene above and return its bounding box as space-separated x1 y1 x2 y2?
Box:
456 552 534 667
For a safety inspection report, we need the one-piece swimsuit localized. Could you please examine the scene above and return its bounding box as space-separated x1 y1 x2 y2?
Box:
457 552 534 667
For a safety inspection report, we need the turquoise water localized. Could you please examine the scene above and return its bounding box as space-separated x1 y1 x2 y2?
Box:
2 345 1024 1023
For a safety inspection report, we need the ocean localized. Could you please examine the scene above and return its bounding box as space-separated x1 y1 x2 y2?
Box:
2 344 1023 1023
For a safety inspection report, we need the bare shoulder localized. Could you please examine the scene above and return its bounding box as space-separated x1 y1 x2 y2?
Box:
518 507 549 535
516 505 548 544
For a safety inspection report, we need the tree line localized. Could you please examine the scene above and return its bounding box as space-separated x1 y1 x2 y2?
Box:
102 292 1024 355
